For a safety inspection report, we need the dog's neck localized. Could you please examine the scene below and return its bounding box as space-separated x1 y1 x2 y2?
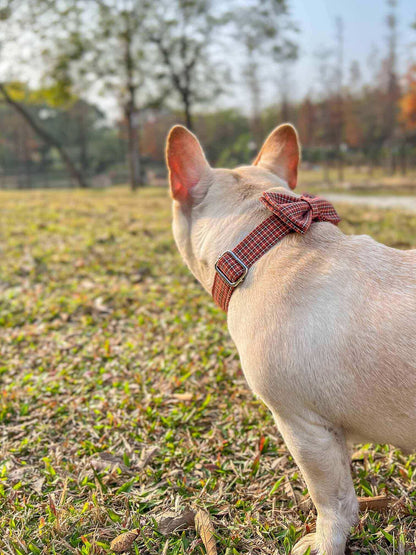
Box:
175 186 343 299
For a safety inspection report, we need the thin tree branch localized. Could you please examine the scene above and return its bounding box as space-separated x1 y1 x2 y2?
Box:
0 83 88 188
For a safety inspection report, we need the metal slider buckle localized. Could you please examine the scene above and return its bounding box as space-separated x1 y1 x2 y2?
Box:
214 251 248 288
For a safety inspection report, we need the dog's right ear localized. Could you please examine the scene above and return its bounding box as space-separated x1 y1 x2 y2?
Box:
253 124 300 189
166 125 210 204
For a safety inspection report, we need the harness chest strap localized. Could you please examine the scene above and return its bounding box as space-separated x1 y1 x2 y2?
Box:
211 192 341 312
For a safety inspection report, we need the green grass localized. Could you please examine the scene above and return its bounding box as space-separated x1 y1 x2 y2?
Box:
0 186 415 555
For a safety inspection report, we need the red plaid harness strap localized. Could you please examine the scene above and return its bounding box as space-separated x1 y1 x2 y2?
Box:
212 192 341 312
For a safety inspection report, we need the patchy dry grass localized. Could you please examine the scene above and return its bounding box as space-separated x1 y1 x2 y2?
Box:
299 167 416 196
0 186 415 555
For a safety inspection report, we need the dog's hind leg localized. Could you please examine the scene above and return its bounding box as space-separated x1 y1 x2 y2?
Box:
273 413 358 555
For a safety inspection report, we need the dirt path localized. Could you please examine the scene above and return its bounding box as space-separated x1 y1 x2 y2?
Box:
325 193 416 213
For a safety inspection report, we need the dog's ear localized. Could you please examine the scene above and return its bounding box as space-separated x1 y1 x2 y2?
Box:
166 125 210 203
253 124 300 190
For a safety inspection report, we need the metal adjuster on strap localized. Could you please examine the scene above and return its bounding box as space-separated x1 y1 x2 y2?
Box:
214 251 248 288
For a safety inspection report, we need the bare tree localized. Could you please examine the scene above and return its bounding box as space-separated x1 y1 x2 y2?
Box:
242 35 263 143
120 5 144 190
234 0 298 145
148 0 225 131
11 0 156 190
334 16 345 182
0 83 88 187
277 61 293 122
58 0 153 190
384 0 400 174
0 2 88 188
314 46 334 182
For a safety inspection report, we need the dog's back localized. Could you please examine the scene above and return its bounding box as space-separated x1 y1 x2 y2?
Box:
228 222 416 451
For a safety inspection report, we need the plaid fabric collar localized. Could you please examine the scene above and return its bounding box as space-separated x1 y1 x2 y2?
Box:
212 192 341 312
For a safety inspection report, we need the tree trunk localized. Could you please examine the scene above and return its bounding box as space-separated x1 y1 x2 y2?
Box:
337 150 344 182
0 83 88 188
123 15 144 191
125 105 142 191
183 92 193 131
280 97 290 122
22 122 32 188
400 140 407 177
78 102 89 174
323 157 330 183
247 54 262 146
185 105 193 131
389 148 397 176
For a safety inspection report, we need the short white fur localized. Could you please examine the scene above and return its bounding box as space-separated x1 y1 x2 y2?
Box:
166 123 416 555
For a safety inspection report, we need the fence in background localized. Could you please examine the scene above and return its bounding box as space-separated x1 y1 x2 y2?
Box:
0 169 130 189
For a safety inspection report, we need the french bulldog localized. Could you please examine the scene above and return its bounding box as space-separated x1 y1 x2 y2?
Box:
165 123 416 554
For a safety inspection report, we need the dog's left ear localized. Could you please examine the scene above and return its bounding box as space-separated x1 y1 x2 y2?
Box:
166 125 210 204
253 124 300 190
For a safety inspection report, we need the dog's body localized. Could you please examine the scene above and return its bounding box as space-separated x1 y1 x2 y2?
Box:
166 124 416 554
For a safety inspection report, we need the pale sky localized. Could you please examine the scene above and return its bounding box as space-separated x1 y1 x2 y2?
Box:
1 0 415 118
290 0 415 94
216 0 416 112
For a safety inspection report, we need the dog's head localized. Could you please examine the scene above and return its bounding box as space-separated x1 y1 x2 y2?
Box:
165 124 301 292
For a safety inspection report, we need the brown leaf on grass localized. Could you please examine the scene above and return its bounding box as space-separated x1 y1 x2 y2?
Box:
90 452 130 474
195 509 217 555
138 446 159 470
31 476 45 495
358 495 390 511
398 467 409 481
99 452 130 471
352 447 368 461
171 392 193 401
8 467 27 483
93 296 111 314
110 528 139 553
158 510 195 535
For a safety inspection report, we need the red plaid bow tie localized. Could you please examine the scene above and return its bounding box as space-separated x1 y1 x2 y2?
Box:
212 192 341 312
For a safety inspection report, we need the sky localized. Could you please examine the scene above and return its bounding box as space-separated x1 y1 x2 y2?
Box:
216 0 416 113
266 0 416 104
1 0 415 119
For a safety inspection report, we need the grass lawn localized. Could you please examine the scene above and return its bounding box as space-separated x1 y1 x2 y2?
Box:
298 167 416 196
1 186 416 555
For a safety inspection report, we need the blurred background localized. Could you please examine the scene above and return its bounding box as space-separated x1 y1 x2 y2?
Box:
0 0 415 192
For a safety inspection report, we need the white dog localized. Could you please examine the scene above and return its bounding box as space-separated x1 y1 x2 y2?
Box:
165 123 416 554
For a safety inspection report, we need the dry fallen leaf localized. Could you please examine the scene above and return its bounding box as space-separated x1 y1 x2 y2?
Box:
171 392 193 401
194 509 217 555
158 510 195 535
352 447 368 461
91 452 130 473
110 529 139 553
139 446 160 470
358 495 390 511
31 476 45 495
8 467 27 483
93 296 111 314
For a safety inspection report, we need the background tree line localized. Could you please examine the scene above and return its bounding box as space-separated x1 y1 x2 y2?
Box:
0 0 415 190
